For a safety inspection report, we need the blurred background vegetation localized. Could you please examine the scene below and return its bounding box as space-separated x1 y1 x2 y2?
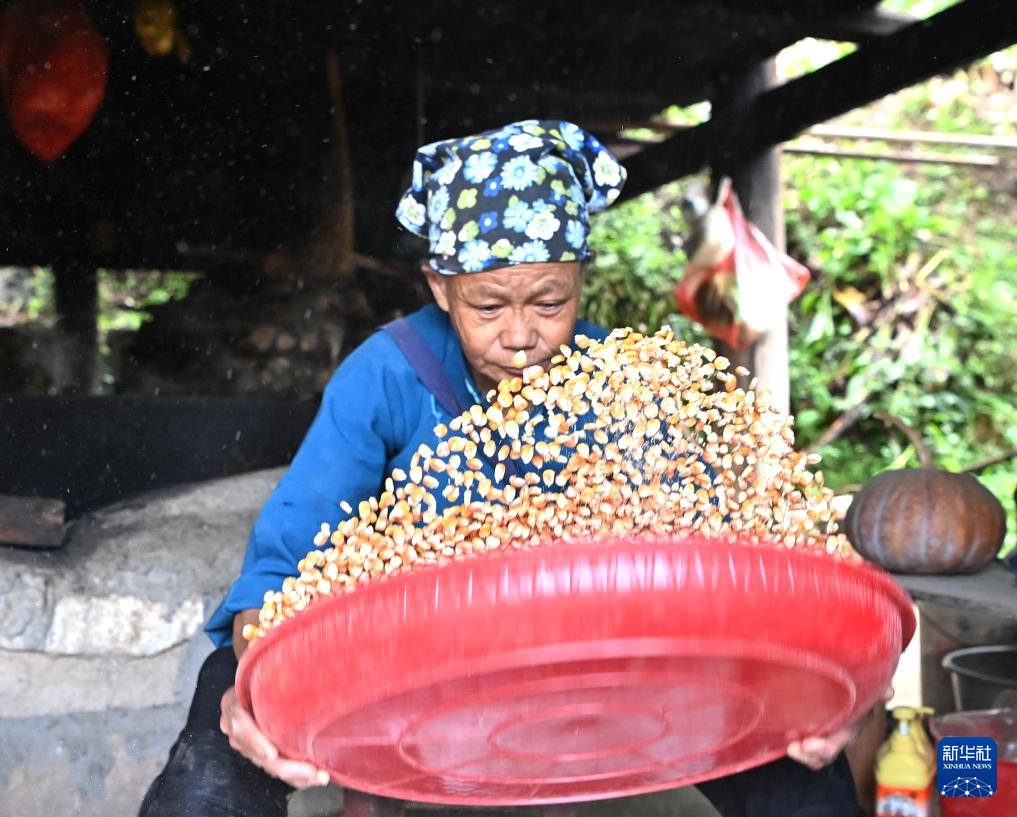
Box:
584 2 1016 555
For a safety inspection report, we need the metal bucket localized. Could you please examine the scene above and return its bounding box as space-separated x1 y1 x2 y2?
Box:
942 646 1017 711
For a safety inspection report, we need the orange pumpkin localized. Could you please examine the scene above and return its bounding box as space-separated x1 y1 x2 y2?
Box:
843 415 1006 574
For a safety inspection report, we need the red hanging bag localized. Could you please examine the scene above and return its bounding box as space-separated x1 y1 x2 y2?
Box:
0 0 108 163
676 178 810 349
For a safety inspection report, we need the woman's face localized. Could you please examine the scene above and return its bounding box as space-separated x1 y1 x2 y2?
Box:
425 261 583 397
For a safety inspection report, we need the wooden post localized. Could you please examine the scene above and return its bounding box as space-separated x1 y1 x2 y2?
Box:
712 60 790 414
52 259 98 394
714 60 879 812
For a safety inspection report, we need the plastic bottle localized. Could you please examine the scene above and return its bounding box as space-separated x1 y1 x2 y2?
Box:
910 706 936 766
875 706 936 817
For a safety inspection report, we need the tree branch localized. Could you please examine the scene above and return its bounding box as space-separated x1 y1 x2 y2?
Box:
873 411 936 468
963 448 1017 475
805 399 873 454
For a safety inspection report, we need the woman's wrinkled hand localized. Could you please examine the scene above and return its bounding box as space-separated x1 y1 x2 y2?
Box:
787 728 856 770
788 684 894 770
219 685 331 788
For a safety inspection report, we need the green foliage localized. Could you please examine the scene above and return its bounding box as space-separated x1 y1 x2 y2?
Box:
97 269 197 333
882 0 956 20
24 268 54 319
583 190 683 331
583 186 712 348
583 47 1017 556
777 39 855 80
0 266 54 322
785 155 1015 517
657 102 712 127
96 270 198 388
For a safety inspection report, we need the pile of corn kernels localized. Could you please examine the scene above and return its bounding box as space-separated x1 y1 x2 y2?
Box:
243 326 852 644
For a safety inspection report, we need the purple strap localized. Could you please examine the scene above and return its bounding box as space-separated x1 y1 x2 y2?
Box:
383 318 465 421
381 318 518 479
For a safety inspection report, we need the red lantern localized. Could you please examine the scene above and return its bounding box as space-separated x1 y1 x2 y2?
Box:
0 0 108 163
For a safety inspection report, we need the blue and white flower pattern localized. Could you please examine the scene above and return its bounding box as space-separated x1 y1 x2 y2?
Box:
427 186 449 224
559 121 586 151
525 210 561 241
434 231 457 257
508 132 545 152
482 177 503 197
588 190 608 212
458 239 492 272
395 120 626 273
478 211 499 234
509 240 550 264
501 156 542 191
565 219 585 249
433 156 462 186
396 196 426 230
463 151 497 183
593 150 623 188
503 199 532 232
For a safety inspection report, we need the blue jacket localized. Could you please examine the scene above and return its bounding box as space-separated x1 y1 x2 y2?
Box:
206 304 608 646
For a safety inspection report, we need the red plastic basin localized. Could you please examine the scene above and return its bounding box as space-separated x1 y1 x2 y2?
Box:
236 535 915 805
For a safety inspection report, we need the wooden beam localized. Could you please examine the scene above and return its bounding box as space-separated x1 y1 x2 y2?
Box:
809 8 915 42
809 123 1017 150
599 4 913 48
783 143 1001 167
597 120 1017 153
0 495 65 548
611 135 1004 168
621 0 1017 200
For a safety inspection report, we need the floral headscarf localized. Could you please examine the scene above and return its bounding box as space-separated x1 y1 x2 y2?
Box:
395 120 626 274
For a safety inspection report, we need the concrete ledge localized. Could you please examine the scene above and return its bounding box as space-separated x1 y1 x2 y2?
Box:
0 468 283 656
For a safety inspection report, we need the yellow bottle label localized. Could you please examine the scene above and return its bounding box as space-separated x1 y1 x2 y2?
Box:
875 784 930 817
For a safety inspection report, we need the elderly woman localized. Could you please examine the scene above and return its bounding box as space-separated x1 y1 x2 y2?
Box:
140 121 864 817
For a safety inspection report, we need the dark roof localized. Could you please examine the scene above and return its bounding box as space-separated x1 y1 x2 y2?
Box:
0 0 1011 270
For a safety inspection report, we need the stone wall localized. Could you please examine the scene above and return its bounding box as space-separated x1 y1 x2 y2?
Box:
0 469 281 816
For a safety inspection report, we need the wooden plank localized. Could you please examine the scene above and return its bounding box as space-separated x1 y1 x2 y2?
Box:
598 120 1017 153
0 495 66 548
621 0 1017 200
808 123 1017 151
609 132 1004 168
894 562 1017 620
783 143 1000 167
903 571 1017 714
